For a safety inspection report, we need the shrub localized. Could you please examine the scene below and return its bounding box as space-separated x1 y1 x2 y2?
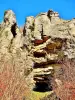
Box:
52 58 75 100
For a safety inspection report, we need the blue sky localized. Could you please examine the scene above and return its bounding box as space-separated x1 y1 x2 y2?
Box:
0 0 75 26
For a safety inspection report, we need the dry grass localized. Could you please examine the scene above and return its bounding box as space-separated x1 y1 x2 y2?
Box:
52 58 75 100
0 57 30 100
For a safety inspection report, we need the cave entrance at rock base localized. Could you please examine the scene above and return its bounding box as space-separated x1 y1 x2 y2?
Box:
33 82 53 92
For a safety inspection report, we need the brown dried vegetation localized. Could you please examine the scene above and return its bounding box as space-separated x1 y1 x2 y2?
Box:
0 57 30 100
52 58 75 100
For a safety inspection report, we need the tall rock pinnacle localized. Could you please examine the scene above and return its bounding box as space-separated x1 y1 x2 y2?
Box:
4 10 16 25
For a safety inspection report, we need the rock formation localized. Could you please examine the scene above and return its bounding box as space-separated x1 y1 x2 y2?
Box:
23 10 75 89
0 9 75 99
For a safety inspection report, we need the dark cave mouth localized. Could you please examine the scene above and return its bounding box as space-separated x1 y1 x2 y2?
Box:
11 23 17 38
33 82 53 92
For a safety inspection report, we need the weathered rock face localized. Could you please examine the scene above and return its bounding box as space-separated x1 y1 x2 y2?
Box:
0 10 33 79
4 10 16 25
23 10 75 86
0 9 75 99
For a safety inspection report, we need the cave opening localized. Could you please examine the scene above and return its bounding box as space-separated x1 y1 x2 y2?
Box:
11 23 17 38
33 82 53 92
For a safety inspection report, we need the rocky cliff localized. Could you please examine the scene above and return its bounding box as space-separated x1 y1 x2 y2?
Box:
0 9 75 100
